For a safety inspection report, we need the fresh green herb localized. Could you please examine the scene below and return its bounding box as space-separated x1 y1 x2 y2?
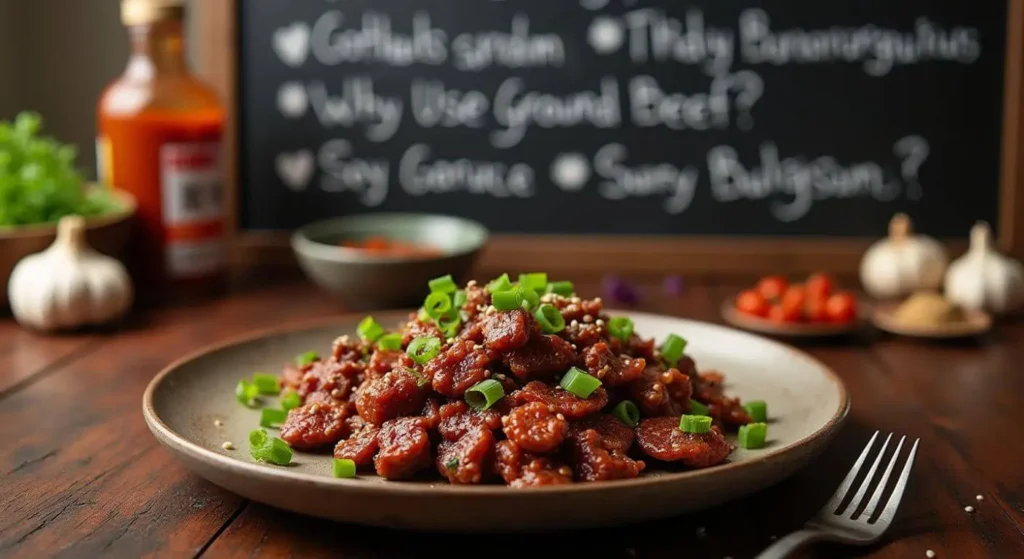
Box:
357 316 385 343
252 373 280 395
0 111 119 227
688 400 710 416
517 273 548 292
260 408 288 428
608 317 634 342
491 288 524 311
428 274 458 294
407 336 441 365
738 422 768 449
659 334 687 366
445 457 459 470
423 291 452 320
545 281 574 297
679 415 712 434
559 367 602 399
377 333 403 351
743 400 768 423
294 351 319 367
333 458 357 478
519 286 541 311
235 380 259 407
486 273 513 293
280 390 301 411
465 379 505 411
249 429 292 465
612 400 640 427
534 304 566 334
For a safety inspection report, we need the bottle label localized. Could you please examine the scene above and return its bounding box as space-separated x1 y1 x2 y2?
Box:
159 142 225 278
96 136 113 186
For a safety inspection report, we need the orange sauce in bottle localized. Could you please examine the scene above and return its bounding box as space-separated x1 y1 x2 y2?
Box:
98 0 226 302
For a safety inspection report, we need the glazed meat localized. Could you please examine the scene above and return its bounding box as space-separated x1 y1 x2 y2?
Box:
278 275 752 486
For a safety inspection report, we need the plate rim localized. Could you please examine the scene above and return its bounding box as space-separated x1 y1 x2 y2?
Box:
143 309 851 496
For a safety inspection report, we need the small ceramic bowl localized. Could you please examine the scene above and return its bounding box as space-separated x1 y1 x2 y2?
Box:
291 213 489 310
0 187 136 310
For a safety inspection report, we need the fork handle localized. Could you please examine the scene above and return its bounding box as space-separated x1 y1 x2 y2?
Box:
754 529 834 559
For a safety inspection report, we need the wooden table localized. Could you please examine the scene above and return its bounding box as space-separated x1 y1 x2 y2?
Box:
2 270 1023 558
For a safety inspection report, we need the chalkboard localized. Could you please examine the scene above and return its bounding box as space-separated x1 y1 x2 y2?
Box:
237 0 1011 238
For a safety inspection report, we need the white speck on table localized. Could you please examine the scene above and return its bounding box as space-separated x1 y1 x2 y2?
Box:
976 494 984 501
964 505 975 513
222 441 234 450
926 550 936 558
213 419 224 427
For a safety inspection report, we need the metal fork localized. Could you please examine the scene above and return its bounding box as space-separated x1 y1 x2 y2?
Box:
755 431 920 559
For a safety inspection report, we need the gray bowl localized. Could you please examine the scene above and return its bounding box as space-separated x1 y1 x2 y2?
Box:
291 213 489 310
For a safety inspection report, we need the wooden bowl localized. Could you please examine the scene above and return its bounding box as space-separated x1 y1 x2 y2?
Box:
721 299 861 338
870 303 992 339
0 187 136 310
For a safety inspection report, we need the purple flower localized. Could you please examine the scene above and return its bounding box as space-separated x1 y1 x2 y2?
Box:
603 274 641 305
663 275 685 295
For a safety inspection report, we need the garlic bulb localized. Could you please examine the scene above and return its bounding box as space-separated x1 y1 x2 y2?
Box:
860 213 948 300
944 222 1024 315
8 215 133 331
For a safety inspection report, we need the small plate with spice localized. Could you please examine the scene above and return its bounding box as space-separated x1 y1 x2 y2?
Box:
722 273 862 338
870 291 992 339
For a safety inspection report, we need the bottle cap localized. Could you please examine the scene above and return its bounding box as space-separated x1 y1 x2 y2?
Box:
121 0 186 26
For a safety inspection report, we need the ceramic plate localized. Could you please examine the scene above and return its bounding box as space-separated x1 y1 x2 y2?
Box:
721 299 862 338
870 304 992 339
143 310 849 532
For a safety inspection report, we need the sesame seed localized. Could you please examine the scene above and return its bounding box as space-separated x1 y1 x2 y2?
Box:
467 280 478 287
222 442 235 450
556 413 565 421
594 297 603 303
570 320 579 328
213 419 224 427
330 389 343 398
501 416 509 425
583 315 594 323
596 319 605 326
976 494 984 501
926 551 936 558
965 505 975 513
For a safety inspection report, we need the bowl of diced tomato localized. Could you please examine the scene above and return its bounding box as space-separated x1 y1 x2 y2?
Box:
722 273 860 336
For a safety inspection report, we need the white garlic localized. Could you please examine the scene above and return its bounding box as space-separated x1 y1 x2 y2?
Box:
8 215 133 332
945 222 1024 315
860 213 948 300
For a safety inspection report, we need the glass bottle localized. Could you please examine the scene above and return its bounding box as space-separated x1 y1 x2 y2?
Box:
97 0 226 302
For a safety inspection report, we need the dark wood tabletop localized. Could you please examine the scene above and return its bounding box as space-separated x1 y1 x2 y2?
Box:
2 269 1023 559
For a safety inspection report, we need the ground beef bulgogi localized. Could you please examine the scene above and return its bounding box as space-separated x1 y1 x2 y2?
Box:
278 278 752 486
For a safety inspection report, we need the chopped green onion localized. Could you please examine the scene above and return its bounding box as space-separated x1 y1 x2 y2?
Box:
235 380 259 407
520 287 541 311
491 288 524 311
406 336 442 365
679 415 712 434
357 316 385 342
252 373 280 395
559 367 602 399
417 307 430 322
518 272 548 292
608 317 635 342
377 333 403 351
249 428 268 448
743 400 768 423
294 351 319 367
453 289 468 308
260 408 288 428
280 390 302 411
251 436 293 466
465 379 505 411
688 400 710 416
545 281 574 296
445 457 459 470
486 273 513 293
738 422 768 449
534 304 566 334
612 400 641 427
438 314 462 339
660 334 688 366
428 274 458 294
333 458 357 478
423 291 452 320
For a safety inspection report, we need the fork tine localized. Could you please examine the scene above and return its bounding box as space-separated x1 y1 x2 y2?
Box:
844 433 893 517
859 435 906 520
820 431 879 515
873 438 920 527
